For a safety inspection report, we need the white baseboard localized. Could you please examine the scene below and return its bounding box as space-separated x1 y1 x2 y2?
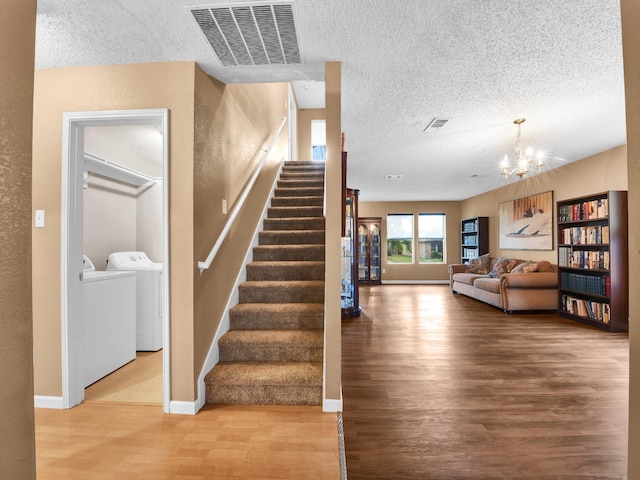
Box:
34 395 64 409
170 400 199 415
323 397 343 412
381 280 449 285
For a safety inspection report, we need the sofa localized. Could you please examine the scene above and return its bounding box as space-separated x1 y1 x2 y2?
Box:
448 254 558 313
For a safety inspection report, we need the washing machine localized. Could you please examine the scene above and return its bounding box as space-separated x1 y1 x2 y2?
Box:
107 251 163 351
82 255 136 386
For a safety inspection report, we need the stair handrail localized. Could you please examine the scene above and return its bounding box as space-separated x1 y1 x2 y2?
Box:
197 115 287 275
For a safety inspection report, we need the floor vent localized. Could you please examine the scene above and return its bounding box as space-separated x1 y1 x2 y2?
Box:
190 2 301 67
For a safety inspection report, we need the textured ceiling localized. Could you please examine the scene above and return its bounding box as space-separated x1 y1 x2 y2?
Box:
35 0 626 201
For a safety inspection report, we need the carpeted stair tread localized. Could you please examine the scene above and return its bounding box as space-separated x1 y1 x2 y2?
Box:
258 230 325 245
239 280 325 303
219 330 323 362
263 217 325 230
206 361 323 387
229 303 324 330
270 196 324 207
274 187 324 197
246 261 325 281
253 244 325 261
267 206 323 218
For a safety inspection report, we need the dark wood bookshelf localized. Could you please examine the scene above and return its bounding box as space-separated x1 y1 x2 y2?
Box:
460 217 489 263
556 191 628 332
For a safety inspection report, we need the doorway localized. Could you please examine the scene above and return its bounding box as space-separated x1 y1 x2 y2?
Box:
61 109 170 412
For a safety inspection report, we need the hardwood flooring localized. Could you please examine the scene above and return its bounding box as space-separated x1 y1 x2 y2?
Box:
35 284 629 479
84 350 163 405
342 285 629 479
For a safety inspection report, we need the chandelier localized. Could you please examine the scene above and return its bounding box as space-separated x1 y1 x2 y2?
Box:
501 118 545 179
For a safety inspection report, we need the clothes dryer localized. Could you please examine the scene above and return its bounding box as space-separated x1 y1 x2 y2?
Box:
107 251 163 351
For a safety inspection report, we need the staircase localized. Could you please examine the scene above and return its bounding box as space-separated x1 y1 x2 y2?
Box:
205 161 326 406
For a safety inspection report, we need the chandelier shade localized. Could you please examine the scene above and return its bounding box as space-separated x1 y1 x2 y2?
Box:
501 118 545 180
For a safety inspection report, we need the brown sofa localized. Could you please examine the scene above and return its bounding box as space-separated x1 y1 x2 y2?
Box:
448 255 558 313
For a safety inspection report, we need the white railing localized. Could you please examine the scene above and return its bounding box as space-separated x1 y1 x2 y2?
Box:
197 116 287 274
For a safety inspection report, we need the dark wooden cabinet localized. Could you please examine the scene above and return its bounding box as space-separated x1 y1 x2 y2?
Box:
357 217 382 285
556 191 628 332
342 188 361 318
461 217 489 263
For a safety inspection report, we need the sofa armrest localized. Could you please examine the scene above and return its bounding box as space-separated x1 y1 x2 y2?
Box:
448 264 468 275
501 272 558 289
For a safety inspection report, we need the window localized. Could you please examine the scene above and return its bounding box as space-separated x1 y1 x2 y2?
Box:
386 214 414 263
418 213 445 264
311 119 326 160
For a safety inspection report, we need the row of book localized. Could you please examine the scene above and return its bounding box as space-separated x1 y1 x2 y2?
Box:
462 248 478 258
558 247 610 270
558 198 609 222
560 225 609 245
560 294 611 324
560 271 610 296
462 220 478 232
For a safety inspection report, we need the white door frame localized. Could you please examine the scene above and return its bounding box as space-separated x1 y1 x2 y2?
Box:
61 109 171 412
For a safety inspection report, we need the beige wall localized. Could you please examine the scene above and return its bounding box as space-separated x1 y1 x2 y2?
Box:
461 146 627 263
358 201 461 282
0 0 36 477
297 108 325 161
32 62 290 403
32 62 197 400
192 69 289 394
621 0 640 475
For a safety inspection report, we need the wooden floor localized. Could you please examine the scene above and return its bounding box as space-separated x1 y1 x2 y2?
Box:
36 284 629 479
342 285 629 479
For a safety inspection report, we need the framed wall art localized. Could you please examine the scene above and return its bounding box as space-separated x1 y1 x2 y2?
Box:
499 190 553 250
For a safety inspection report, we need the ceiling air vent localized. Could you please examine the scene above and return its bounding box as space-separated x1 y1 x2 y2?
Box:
190 2 301 67
423 118 449 132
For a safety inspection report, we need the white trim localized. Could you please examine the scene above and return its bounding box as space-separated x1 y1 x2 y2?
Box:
169 400 200 415
34 396 64 410
59 109 171 412
323 394 343 413
195 159 286 411
381 280 449 285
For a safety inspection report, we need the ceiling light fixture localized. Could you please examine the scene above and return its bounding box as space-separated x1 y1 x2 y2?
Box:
501 118 545 180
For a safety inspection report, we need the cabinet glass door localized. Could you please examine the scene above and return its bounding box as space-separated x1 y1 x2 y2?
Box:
358 224 369 281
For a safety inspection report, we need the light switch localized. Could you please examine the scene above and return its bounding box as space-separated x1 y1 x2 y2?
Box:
35 210 45 228
222 199 227 215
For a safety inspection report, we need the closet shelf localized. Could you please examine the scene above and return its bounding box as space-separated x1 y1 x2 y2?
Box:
84 153 156 187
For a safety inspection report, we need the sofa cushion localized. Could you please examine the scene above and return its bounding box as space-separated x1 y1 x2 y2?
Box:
511 260 554 273
452 272 487 286
467 253 491 274
489 257 524 277
473 277 501 293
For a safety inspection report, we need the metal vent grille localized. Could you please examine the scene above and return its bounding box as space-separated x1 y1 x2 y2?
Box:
423 118 449 132
190 2 301 67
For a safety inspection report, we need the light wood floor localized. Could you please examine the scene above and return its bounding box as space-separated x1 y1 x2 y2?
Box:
84 350 163 405
342 285 629 479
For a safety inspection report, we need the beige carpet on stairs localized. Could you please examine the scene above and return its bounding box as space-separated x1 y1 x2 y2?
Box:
205 161 326 406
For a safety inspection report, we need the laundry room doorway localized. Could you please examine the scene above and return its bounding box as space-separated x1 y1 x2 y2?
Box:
61 109 170 412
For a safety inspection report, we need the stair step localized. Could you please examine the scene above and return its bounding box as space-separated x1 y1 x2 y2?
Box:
247 261 325 281
258 230 325 246
270 196 324 207
253 244 325 261
283 161 325 170
274 187 324 197
205 362 322 405
219 330 323 362
277 179 324 189
239 280 325 303
279 171 325 180
263 216 325 231
268 206 323 218
229 303 324 330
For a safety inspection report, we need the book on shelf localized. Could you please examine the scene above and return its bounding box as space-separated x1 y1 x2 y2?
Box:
558 198 609 222
561 294 610 324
